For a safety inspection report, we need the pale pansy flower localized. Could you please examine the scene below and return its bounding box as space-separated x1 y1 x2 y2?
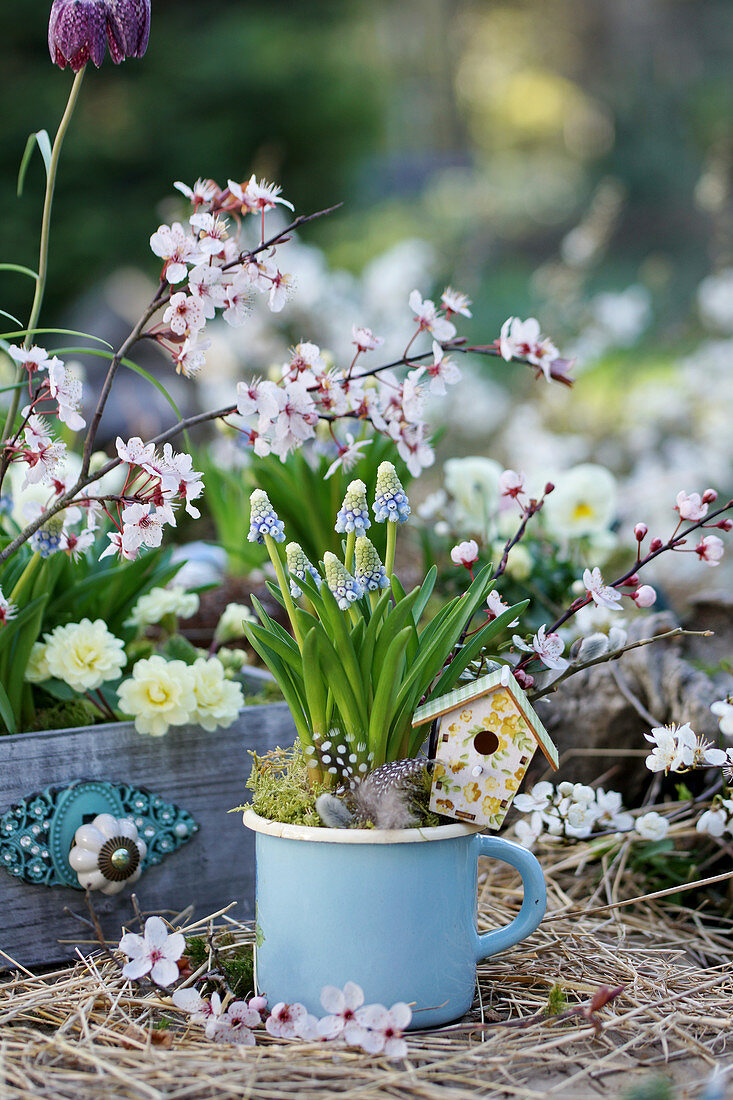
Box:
582 567 623 611
634 812 669 841
119 916 185 988
408 289 456 343
542 464 617 540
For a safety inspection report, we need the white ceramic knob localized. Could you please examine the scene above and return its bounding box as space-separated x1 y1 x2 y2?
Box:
68 813 147 894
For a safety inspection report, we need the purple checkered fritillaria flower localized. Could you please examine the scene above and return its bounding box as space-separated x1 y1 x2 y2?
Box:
48 0 150 72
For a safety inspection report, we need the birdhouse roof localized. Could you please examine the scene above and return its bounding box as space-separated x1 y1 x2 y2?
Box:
412 668 559 770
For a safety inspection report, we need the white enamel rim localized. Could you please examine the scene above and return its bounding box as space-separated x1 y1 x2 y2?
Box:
242 808 482 844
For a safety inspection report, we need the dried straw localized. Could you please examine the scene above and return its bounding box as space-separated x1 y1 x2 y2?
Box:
1 834 732 1100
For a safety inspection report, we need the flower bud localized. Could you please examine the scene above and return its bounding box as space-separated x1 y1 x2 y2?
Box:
632 585 657 608
634 523 648 542
513 668 534 691
717 518 733 532
702 488 718 504
625 573 639 588
49 0 150 72
544 482 555 496
649 537 663 553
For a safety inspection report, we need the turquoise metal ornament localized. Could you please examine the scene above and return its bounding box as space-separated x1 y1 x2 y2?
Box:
0 779 198 888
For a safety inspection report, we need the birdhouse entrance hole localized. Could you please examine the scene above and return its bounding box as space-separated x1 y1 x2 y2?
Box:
473 730 499 756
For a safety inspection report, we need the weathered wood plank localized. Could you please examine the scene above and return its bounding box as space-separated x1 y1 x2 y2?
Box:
0 702 295 968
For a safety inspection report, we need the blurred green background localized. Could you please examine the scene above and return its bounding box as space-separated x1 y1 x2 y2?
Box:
3 0 733 340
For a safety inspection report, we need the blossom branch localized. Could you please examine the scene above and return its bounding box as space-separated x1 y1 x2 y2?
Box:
527 628 713 702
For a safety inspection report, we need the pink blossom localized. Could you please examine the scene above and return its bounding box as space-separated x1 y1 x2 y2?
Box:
695 535 724 566
60 527 95 561
408 340 461 396
318 981 367 1042
450 539 479 567
47 361 85 431
230 175 294 214
408 290 456 343
174 178 221 206
440 287 472 317
265 1001 307 1039
158 444 204 519
499 317 560 381
221 275 252 326
632 585 657 607
118 915 184 988
8 345 62 375
0 588 18 626
514 625 569 671
236 378 280 422
21 416 66 487
324 434 373 479
163 293 205 337
354 1002 411 1059
149 222 199 284
582 567 623 611
498 469 529 509
268 381 319 457
675 490 708 521
187 262 227 319
189 211 229 257
486 589 518 626
268 270 294 313
120 502 168 553
99 530 138 561
173 336 210 379
352 326 383 353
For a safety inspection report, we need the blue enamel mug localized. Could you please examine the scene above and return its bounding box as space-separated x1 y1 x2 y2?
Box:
243 810 546 1028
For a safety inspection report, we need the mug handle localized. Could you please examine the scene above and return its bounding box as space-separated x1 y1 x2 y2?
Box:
473 834 547 962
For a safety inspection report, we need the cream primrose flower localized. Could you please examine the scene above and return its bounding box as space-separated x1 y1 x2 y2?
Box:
582 567 623 611
43 619 126 692
24 642 51 682
542 464 617 540
117 656 196 736
634 811 669 841
189 657 244 732
127 586 200 628
119 916 185 987
214 602 257 644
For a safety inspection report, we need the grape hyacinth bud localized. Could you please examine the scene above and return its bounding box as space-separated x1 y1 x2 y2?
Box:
335 480 371 538
373 462 410 524
354 537 390 591
323 552 363 611
634 523 648 542
30 514 64 558
248 489 285 544
632 585 657 608
286 542 321 598
48 0 150 72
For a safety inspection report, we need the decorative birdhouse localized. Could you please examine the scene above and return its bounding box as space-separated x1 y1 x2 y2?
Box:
412 667 558 829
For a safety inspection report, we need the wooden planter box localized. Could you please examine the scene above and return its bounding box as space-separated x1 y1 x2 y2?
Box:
0 675 295 969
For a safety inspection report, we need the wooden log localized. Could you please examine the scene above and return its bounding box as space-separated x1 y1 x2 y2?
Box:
0 700 295 968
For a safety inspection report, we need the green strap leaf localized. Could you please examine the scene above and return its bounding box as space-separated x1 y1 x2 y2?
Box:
0 680 16 734
17 129 52 196
0 263 39 280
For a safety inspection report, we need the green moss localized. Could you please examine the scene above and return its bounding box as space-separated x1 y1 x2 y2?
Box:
545 983 567 1016
244 744 326 826
28 699 98 732
185 934 254 1000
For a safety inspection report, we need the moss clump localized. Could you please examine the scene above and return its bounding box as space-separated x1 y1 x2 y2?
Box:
545 983 567 1016
185 934 254 999
28 698 98 732
244 744 327 826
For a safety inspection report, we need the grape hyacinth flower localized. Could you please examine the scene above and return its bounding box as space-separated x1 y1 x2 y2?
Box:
373 462 410 524
354 537 390 592
286 542 321 598
247 489 285 544
335 480 371 539
323 552 363 611
30 514 64 558
49 0 150 72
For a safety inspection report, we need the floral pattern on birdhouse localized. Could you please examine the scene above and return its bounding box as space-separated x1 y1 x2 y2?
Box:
412 669 558 830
